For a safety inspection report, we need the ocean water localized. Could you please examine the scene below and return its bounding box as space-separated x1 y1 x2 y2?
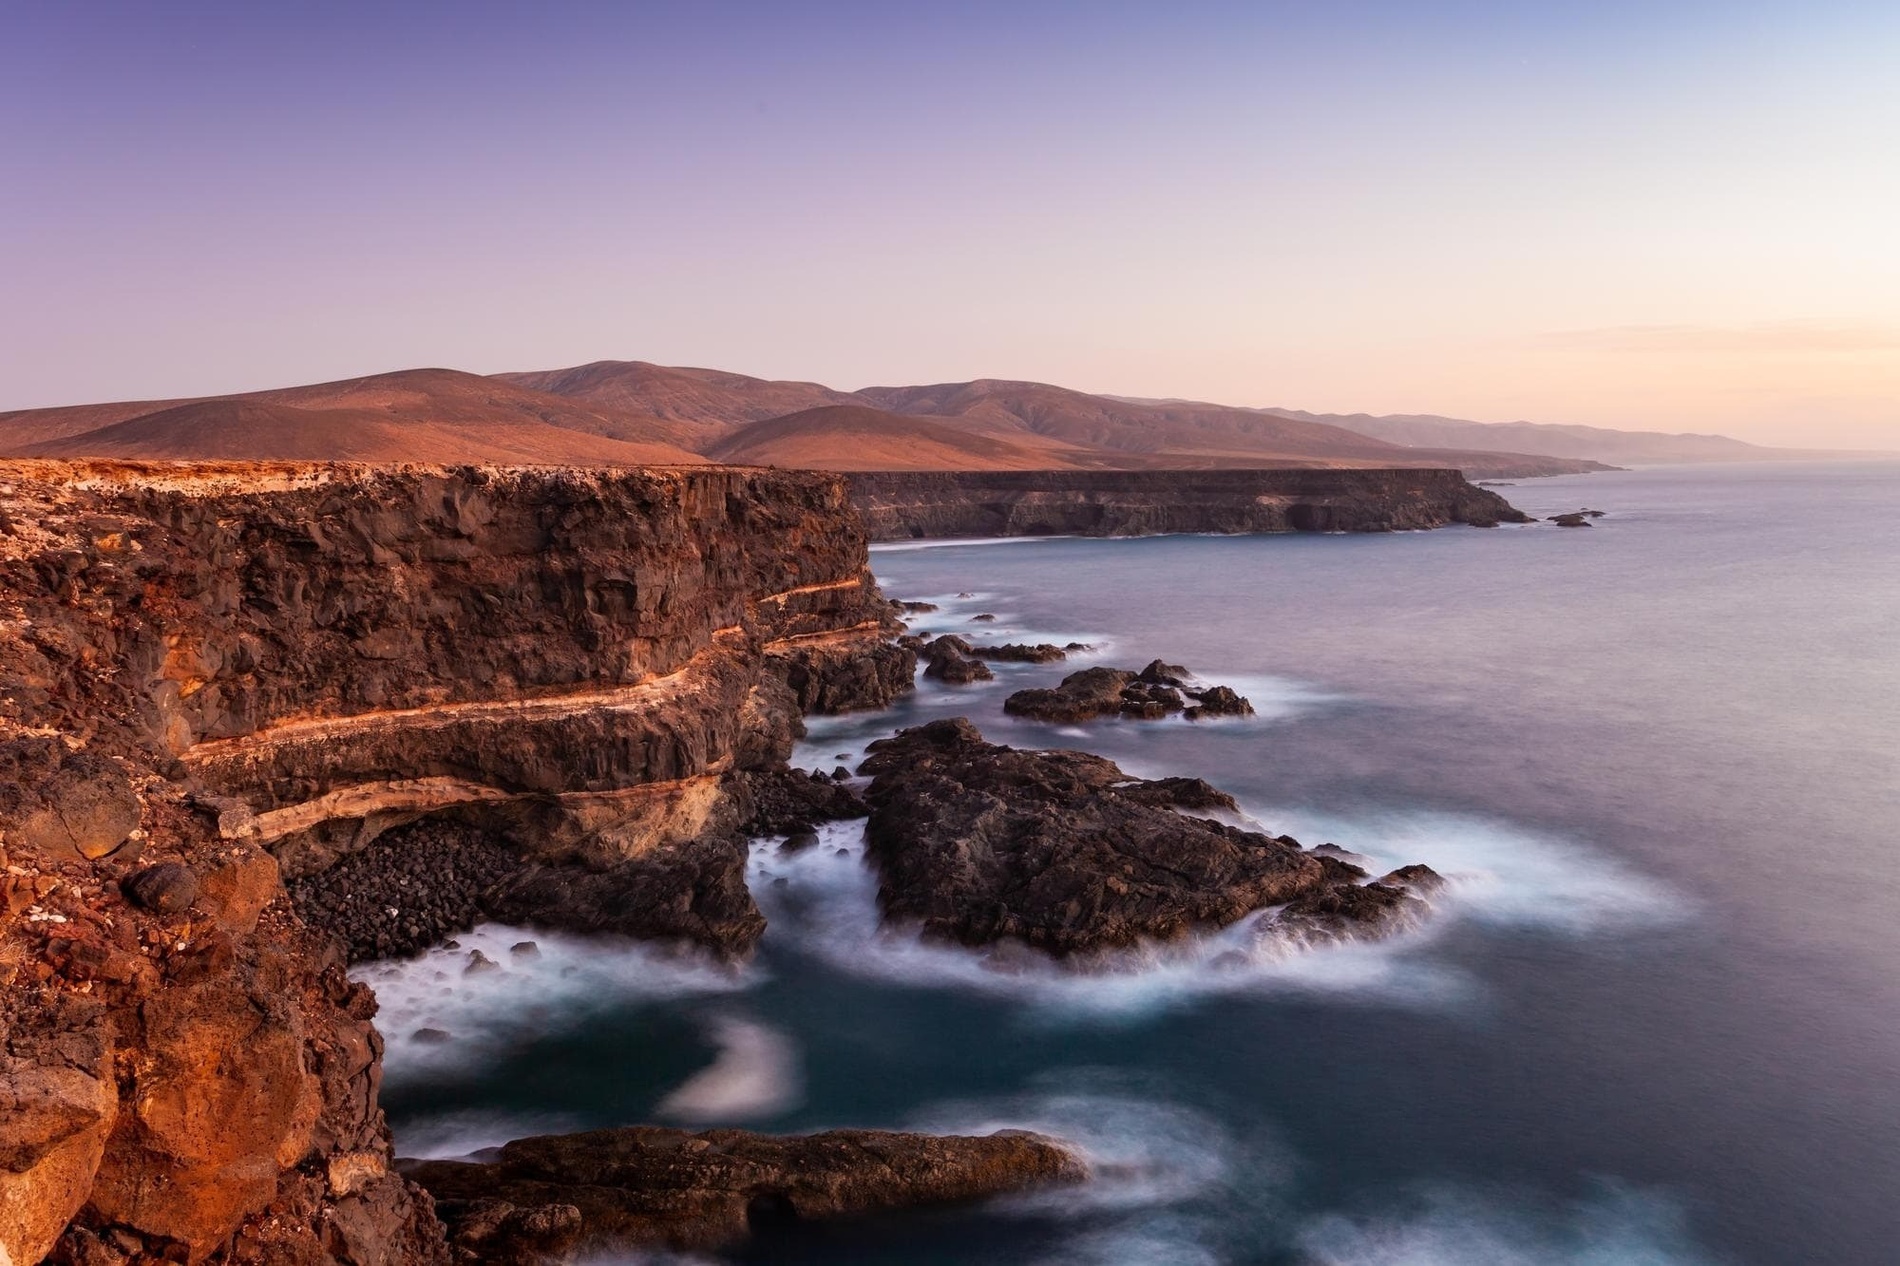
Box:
370 462 1900 1264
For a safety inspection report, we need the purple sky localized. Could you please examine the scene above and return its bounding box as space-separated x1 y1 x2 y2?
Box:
4 1 1896 445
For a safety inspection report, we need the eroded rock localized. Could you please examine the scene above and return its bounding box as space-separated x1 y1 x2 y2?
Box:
404 1124 1083 1257
1003 660 1253 723
858 718 1437 956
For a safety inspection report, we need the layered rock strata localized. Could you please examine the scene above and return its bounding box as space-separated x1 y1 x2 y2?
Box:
857 718 1441 956
0 461 915 1265
403 1125 1083 1261
848 468 1532 539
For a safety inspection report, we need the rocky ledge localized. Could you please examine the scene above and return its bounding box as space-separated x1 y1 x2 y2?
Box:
403 1125 1083 1262
857 718 1441 956
1004 660 1254 722
848 468 1532 540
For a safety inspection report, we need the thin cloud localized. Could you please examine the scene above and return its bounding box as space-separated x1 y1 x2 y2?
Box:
1541 321 1900 354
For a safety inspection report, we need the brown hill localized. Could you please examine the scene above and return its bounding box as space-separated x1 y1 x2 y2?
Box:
853 379 1608 476
0 369 707 465
0 362 1612 476
495 360 862 441
707 405 1076 471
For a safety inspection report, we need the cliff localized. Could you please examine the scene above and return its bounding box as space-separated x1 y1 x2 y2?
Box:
846 468 1530 539
0 462 913 1265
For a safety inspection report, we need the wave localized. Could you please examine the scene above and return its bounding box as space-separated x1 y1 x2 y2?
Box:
354 923 752 1087
871 537 1070 553
748 823 1471 1020
1296 1181 1716 1265
1240 804 1686 938
655 1015 803 1124
391 1107 583 1160
749 788 1683 1018
907 1082 1246 1213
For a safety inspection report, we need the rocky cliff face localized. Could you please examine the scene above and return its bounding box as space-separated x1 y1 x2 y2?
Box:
0 462 913 1266
846 468 1530 539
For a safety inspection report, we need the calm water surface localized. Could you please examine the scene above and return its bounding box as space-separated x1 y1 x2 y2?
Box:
368 462 1900 1264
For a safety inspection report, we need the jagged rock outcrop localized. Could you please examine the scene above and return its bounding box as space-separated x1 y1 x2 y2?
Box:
0 461 916 1265
403 1124 1083 1260
1004 660 1254 723
848 468 1532 539
857 718 1440 956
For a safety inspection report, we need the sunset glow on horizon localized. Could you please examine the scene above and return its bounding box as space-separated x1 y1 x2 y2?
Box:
4 1 1896 447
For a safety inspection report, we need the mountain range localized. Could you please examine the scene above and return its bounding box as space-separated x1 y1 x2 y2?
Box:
0 358 1871 476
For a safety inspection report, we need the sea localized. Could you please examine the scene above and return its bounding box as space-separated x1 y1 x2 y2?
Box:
356 461 1900 1265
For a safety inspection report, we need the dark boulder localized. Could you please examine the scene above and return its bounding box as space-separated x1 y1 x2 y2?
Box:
123 862 198 915
733 767 868 837
485 832 765 963
856 718 1434 956
923 641 995 684
1004 662 1252 724
967 642 1069 664
1185 685 1254 720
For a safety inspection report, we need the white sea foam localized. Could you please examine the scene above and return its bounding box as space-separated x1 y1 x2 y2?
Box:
908 1086 1243 1212
1296 1182 1715 1265
1245 804 1686 937
655 1015 803 1123
748 823 1471 1019
353 923 751 1086
908 1080 1282 1266
872 537 1069 552
393 1108 582 1160
750 783 1684 1016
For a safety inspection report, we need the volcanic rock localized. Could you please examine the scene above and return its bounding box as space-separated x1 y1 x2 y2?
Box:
731 767 868 837
1004 662 1252 723
966 642 1069 663
123 862 198 915
857 718 1436 956
403 1124 1083 1257
483 832 765 963
923 640 994 684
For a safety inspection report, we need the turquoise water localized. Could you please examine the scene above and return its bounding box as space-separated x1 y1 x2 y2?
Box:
369 462 1900 1264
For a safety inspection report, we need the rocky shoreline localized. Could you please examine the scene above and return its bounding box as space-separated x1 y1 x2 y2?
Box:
0 460 1463 1265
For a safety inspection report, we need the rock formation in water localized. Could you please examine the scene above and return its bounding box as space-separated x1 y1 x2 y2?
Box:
0 461 915 1265
857 718 1441 957
848 468 1532 539
1004 660 1254 723
403 1124 1083 1260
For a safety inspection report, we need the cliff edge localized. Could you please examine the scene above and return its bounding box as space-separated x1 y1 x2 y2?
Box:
846 467 1530 539
0 462 913 1265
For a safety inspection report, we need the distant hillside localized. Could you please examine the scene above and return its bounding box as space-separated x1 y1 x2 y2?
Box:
852 379 1606 476
0 369 707 466
707 405 1079 471
14 360 1785 476
494 360 860 444
1256 408 1884 465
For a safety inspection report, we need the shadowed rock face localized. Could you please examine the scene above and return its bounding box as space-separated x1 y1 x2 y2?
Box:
0 461 916 1265
403 1124 1084 1259
848 468 1532 539
858 718 1440 957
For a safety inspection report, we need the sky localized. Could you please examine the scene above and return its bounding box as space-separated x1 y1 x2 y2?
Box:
3 1 1897 446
